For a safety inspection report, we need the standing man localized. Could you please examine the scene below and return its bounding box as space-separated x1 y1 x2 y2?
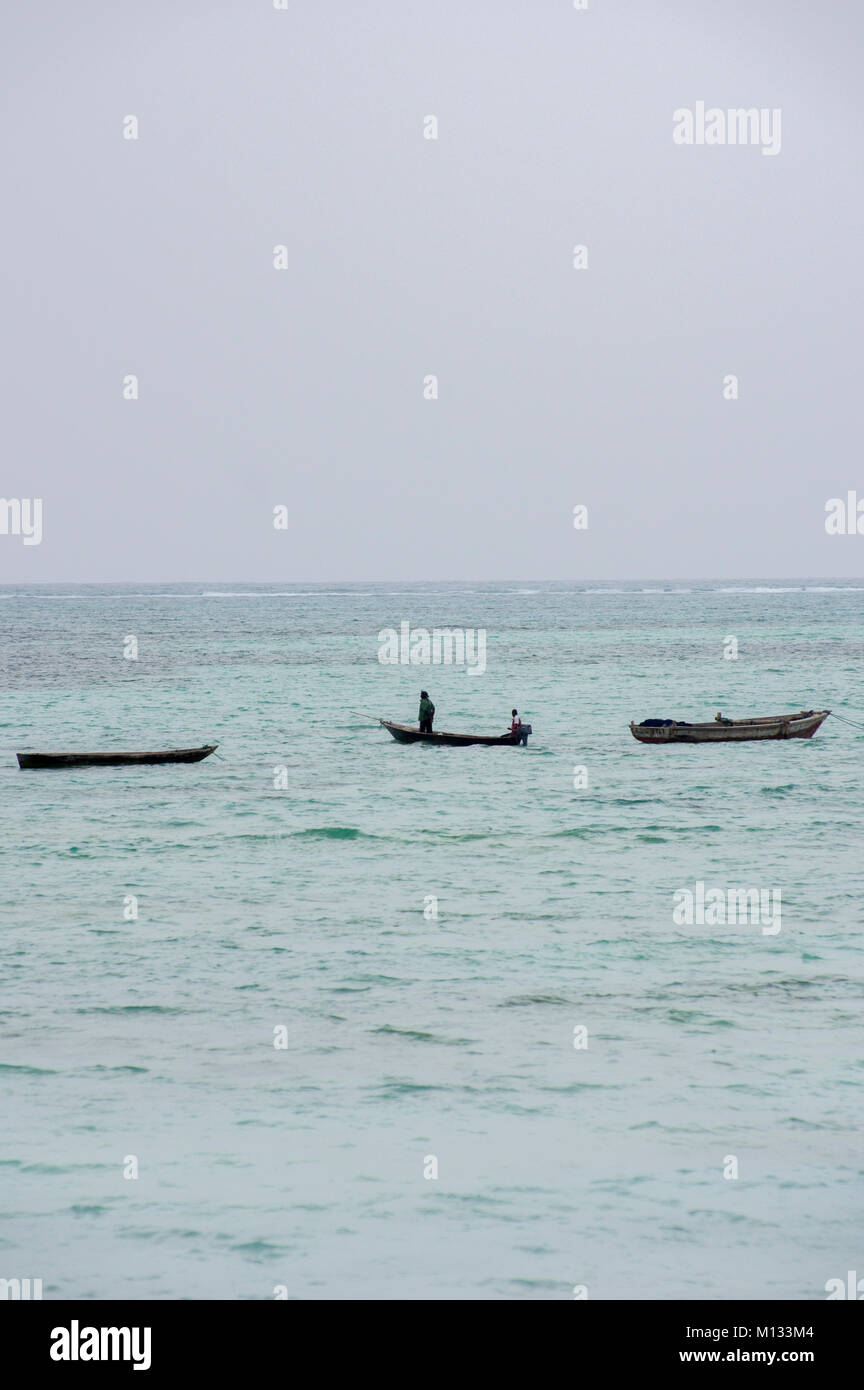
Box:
418 690 435 733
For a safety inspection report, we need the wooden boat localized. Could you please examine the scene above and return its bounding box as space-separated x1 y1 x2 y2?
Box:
380 720 531 747
629 711 829 744
17 744 218 769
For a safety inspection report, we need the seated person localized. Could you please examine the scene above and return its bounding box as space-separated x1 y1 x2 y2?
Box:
509 709 528 744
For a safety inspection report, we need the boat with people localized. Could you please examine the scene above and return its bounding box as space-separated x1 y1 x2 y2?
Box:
380 720 532 747
374 691 531 747
16 744 219 769
629 711 829 744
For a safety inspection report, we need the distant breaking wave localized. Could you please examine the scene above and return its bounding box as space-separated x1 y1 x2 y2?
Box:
717 586 864 594
203 590 330 598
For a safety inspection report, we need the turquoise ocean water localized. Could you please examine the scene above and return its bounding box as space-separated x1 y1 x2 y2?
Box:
1 580 863 1300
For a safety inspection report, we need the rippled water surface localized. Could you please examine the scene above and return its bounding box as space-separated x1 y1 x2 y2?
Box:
1 581 862 1299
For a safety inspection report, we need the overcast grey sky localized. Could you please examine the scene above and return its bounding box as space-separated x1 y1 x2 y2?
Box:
1 0 862 582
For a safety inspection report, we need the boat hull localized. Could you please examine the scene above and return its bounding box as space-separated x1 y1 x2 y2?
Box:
17 745 219 769
629 712 829 744
381 721 526 747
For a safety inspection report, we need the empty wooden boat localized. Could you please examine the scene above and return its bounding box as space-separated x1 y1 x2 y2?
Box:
380 720 531 747
17 744 218 769
629 711 829 744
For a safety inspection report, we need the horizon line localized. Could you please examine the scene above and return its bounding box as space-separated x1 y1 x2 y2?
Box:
1 576 864 588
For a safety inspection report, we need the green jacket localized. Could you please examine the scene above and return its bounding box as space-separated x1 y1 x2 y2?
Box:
419 697 435 720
